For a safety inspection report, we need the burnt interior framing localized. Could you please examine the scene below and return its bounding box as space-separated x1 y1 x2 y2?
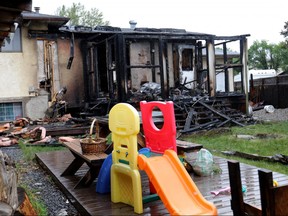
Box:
75 30 248 106
57 27 251 131
26 25 251 131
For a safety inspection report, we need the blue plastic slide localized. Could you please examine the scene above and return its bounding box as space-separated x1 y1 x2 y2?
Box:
96 153 112 193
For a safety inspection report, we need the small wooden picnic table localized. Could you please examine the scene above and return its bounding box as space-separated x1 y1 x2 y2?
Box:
61 139 107 189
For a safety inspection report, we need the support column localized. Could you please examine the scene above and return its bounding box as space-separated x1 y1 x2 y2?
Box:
207 40 216 97
241 37 249 115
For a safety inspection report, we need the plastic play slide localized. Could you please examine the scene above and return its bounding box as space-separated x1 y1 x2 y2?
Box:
138 150 217 215
96 149 151 194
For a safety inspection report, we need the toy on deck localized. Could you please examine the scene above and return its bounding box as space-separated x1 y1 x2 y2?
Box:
139 101 216 215
96 148 151 194
109 103 143 214
95 153 112 194
140 100 177 194
107 102 217 215
140 100 177 154
138 150 217 215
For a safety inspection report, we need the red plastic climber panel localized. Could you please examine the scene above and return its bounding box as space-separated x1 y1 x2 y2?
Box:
140 101 177 154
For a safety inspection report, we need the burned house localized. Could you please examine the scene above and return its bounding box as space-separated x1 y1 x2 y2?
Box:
0 6 250 132
61 26 250 132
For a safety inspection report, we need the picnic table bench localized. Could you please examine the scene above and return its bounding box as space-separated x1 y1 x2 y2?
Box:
61 139 107 189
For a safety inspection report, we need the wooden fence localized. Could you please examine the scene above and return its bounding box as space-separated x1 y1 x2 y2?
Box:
235 75 288 108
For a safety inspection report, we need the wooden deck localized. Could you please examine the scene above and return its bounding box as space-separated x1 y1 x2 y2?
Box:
36 150 288 215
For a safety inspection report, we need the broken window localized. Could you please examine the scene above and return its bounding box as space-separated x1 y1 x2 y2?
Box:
0 102 23 121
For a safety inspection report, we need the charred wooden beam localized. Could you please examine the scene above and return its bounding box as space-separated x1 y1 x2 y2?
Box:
196 100 245 127
215 63 243 70
67 32 74 69
158 36 166 99
180 119 220 133
183 109 195 131
127 65 161 69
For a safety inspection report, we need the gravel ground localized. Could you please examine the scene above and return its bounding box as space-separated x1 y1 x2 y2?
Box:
252 107 288 122
1 106 287 215
1 146 79 216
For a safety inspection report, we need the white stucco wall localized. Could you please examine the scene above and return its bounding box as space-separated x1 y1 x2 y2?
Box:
0 28 38 98
0 27 47 120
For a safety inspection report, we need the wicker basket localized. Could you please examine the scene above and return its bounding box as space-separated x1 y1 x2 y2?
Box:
80 118 107 154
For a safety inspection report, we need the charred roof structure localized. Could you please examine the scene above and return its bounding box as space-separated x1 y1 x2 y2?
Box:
60 26 250 133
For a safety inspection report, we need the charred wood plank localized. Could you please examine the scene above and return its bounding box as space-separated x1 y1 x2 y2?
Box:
180 119 219 133
195 100 245 127
222 151 288 165
45 126 91 136
183 110 195 131
216 119 231 128
222 151 273 162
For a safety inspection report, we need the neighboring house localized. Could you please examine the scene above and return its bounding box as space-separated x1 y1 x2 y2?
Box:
234 69 277 82
0 8 85 122
234 69 278 91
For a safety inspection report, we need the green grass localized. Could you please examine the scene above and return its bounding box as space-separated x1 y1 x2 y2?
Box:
181 121 288 175
18 139 66 162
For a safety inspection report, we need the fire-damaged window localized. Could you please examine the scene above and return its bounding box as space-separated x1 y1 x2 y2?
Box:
181 48 193 70
178 45 196 89
0 102 23 121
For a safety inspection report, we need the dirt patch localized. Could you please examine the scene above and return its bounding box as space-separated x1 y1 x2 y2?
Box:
255 133 281 139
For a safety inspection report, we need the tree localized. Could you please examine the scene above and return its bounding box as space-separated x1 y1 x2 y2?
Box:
276 42 288 72
248 40 288 72
55 2 109 27
280 21 288 39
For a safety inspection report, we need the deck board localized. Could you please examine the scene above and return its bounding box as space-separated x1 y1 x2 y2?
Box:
36 150 288 215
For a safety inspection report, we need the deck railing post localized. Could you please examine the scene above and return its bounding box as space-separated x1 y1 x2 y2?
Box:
258 169 274 216
228 160 245 215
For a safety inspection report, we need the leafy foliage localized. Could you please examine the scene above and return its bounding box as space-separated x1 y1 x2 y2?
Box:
248 40 288 72
274 42 288 72
55 2 109 27
280 21 288 39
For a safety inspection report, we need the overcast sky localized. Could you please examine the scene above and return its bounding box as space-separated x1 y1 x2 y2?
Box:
33 0 287 48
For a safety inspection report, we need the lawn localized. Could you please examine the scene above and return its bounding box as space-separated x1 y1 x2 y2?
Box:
181 121 288 175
